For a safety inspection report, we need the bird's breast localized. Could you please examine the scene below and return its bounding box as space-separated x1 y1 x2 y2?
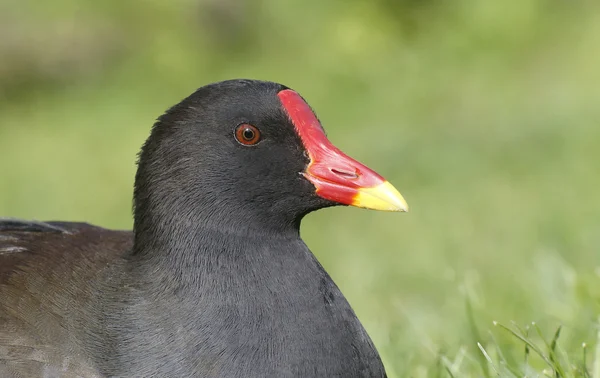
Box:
95 241 386 377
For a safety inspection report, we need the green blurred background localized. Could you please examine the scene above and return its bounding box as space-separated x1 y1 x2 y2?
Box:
1 0 599 376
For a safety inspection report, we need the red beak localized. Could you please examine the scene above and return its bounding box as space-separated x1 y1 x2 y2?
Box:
278 90 408 212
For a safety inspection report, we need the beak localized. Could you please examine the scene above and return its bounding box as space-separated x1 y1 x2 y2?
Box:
278 89 408 212
303 152 409 212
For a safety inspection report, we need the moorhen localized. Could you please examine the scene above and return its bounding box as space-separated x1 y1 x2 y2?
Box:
0 79 408 378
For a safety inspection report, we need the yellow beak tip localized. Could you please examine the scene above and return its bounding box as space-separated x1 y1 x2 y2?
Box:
351 181 409 212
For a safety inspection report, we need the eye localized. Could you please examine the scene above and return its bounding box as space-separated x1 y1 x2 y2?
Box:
234 124 261 146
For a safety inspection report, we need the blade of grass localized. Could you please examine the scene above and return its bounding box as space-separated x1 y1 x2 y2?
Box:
583 343 590 378
466 298 491 378
592 323 600 378
487 329 524 377
450 346 466 375
529 322 566 377
441 356 457 378
494 321 555 368
525 324 531 370
477 342 501 376
549 325 565 377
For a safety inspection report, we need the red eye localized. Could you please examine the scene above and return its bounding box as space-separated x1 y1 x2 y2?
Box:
234 124 261 146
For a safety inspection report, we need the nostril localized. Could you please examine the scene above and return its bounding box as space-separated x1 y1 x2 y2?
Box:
330 168 359 180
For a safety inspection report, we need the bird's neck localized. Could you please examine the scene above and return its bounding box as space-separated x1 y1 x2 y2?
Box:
127 221 304 290
131 191 307 258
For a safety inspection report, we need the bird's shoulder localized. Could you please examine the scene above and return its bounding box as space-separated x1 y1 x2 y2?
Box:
0 219 131 377
0 218 133 286
0 338 103 378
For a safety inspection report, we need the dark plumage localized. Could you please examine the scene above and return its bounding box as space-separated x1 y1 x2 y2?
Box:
0 79 407 377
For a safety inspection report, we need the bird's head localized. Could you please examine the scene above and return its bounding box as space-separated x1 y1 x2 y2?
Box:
134 79 407 239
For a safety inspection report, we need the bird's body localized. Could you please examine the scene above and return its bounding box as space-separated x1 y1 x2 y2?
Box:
0 80 407 377
0 221 384 377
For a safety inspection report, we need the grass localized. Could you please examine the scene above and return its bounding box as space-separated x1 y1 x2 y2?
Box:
1 0 600 376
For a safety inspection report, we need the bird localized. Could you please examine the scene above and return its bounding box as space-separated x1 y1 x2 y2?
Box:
0 79 408 378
